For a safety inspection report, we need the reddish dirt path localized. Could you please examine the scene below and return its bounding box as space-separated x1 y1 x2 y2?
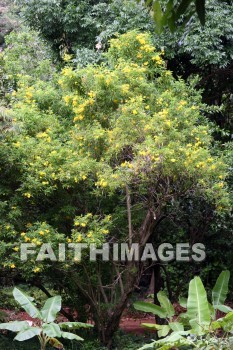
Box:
1 309 156 334
120 317 155 334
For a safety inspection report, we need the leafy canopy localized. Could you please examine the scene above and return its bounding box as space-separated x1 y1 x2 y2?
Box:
0 30 230 275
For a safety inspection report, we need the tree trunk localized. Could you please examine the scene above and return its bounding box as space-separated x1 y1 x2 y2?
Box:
71 210 161 348
101 264 139 348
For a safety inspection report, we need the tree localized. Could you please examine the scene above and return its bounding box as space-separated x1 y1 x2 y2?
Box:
0 31 230 346
153 0 233 133
138 0 206 33
16 0 233 134
17 0 107 57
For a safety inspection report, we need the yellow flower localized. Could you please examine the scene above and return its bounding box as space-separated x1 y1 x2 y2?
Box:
179 100 187 106
152 55 163 64
82 175 87 180
39 231 44 236
102 229 109 234
132 110 138 115
33 267 40 273
64 95 71 104
121 84 130 93
37 132 48 139
136 35 146 45
62 67 73 77
77 234 82 242
88 91 96 98
25 91 33 99
21 232 26 237
170 158 176 163
144 125 151 131
139 150 147 156
13 247 19 252
10 264 16 269
24 237 31 242
105 78 112 85
81 223 86 227
63 53 72 62
73 115 84 122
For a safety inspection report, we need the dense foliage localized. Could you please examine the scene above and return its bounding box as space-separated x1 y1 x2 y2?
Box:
0 1 232 348
0 29 231 345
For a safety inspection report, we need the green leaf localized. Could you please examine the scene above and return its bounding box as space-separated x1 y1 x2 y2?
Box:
41 295 61 323
212 320 221 330
212 311 233 330
158 324 170 338
152 1 164 33
43 323 61 337
141 323 163 329
157 291 175 318
164 0 174 18
217 305 233 313
61 331 83 341
145 0 153 6
208 302 215 319
187 276 211 331
169 322 184 332
59 322 93 329
163 0 175 31
158 331 189 343
179 297 187 308
134 301 167 318
195 0 205 26
0 321 30 332
167 13 176 32
138 343 156 350
13 288 41 319
14 327 42 341
212 270 230 309
175 0 192 21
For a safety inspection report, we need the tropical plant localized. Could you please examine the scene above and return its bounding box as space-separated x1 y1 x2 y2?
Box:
0 287 93 350
134 270 233 349
138 0 206 33
0 30 231 346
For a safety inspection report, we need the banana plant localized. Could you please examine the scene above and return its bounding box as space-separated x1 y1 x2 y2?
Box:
134 270 232 349
0 287 93 350
180 270 232 320
134 290 185 338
